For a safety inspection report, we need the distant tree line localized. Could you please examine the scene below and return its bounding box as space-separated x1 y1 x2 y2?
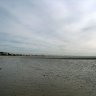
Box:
0 52 29 56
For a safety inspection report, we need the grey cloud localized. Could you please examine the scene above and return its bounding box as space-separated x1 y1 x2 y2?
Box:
0 0 96 55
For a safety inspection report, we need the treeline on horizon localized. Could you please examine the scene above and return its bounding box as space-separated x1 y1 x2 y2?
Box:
0 52 30 56
1 52 96 59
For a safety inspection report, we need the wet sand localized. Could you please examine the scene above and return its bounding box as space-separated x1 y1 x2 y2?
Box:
0 56 96 96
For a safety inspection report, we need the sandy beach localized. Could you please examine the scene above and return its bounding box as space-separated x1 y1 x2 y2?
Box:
0 56 96 96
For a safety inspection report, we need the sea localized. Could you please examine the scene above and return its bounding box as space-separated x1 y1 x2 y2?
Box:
0 56 96 96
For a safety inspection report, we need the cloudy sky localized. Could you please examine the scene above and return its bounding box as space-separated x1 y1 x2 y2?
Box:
0 0 96 55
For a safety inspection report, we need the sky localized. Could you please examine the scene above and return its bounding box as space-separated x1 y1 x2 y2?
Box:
0 0 96 55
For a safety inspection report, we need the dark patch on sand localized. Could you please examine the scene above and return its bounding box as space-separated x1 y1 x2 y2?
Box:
0 67 2 70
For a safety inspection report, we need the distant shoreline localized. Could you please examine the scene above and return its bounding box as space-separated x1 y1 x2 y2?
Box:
1 52 96 59
1 56 96 60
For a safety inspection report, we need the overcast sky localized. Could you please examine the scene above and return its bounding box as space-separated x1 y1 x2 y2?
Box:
0 0 96 55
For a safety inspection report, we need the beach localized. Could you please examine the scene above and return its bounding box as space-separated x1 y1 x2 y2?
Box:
0 56 96 96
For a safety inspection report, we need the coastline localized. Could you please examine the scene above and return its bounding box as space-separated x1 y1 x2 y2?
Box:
1 56 96 59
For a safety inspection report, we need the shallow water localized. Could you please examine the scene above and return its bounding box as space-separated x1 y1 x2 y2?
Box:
0 56 96 96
